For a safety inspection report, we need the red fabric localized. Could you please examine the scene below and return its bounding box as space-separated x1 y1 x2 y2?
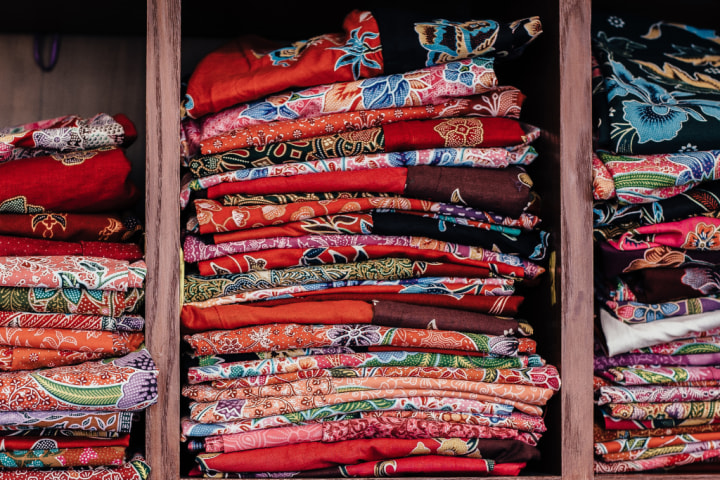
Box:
0 147 138 213
184 10 382 118
207 168 407 199
0 212 142 242
383 117 531 151
181 300 372 333
0 434 130 450
212 214 374 243
0 235 142 261
196 245 519 277
225 292 523 315
339 456 513 477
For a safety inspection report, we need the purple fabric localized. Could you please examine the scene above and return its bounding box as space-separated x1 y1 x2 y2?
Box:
594 352 720 372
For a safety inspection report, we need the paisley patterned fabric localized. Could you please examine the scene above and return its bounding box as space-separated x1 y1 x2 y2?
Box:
0 311 144 332
0 212 143 243
0 286 144 316
0 455 150 479
0 445 126 468
0 113 135 164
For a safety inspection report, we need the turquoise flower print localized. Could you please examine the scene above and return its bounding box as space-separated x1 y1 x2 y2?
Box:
360 75 410 109
444 61 475 87
633 302 680 322
330 27 381 80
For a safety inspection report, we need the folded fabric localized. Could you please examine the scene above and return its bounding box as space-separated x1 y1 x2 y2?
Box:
611 266 720 304
194 435 532 473
181 410 546 438
596 352 720 371
0 256 145 291
180 299 532 336
306 457 524 477
603 295 720 323
592 150 720 204
189 395 521 424
601 439 720 462
186 89 527 159
195 115 538 168
0 456 150 479
593 419 720 443
602 414 720 431
210 365 559 392
187 351 543 384
594 448 720 473
0 349 157 412
0 113 136 163
193 196 539 235
598 386 720 405
594 180 720 229
607 216 720 252
183 257 508 302
0 147 138 214
0 411 135 433
0 445 127 468
595 240 720 279
186 55 499 148
0 286 143 316
184 376 553 407
604 401 720 422
0 347 106 371
602 365 720 386
0 433 130 450
0 235 143 261
0 328 143 353
598 307 720 356
592 14 720 155
0 311 144 331
0 212 143 242
596 431 720 455
183 9 541 117
628 334 720 355
184 322 532 357
183 233 544 279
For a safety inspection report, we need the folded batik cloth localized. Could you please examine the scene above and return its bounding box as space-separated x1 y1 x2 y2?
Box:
186 88 527 159
0 235 143 261
0 286 143 316
596 351 720 371
594 180 720 230
0 433 130 450
606 217 720 251
302 457 525 478
0 112 136 164
0 411 135 433
598 386 720 405
184 322 533 357
193 191 538 236
0 212 143 242
0 147 139 214
181 409 547 438
0 455 150 479
194 436 533 473
0 256 145 291
183 56 500 151
183 9 541 117
192 113 538 168
595 240 720 279
0 445 127 468
592 150 720 204
594 448 720 473
188 394 536 424
0 311 143 331
0 348 107 372
0 327 143 353
183 233 544 280
180 299 532 335
0 349 157 412
592 14 720 155
187 351 544 384
606 266 720 304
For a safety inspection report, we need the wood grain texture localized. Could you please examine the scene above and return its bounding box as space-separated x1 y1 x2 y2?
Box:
560 1 594 480
145 0 182 478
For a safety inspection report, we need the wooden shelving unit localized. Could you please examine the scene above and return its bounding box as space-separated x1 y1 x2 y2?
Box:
3 1 717 479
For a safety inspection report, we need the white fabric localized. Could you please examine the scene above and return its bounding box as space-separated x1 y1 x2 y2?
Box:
599 308 720 356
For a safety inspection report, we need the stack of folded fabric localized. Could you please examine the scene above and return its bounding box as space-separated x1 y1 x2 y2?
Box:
0 113 156 478
179 9 560 477
591 12 720 473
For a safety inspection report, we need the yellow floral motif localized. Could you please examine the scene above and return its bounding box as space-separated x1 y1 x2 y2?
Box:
433 118 484 147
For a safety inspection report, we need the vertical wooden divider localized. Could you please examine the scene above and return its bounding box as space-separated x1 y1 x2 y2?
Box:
560 1 594 479
145 0 182 478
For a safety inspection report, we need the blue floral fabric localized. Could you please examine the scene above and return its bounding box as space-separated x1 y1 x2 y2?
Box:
592 14 720 155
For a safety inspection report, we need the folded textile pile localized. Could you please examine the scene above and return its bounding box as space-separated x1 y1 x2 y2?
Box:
179 9 559 477
0 113 155 478
591 13 720 473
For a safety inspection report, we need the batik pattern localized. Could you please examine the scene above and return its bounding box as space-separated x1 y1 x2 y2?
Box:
0 287 143 316
0 312 144 331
